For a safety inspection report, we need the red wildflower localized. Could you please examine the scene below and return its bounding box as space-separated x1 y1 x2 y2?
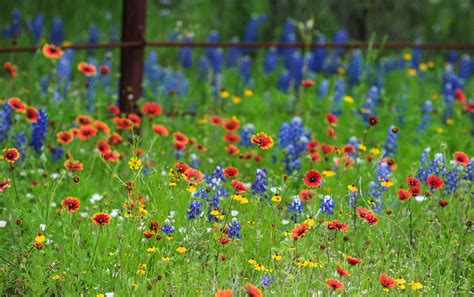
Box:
218 236 231 245
128 113 141 126
96 140 110 154
56 131 73 145
325 113 338 125
326 279 344 291
114 117 133 130
142 102 163 118
364 212 378 225
409 186 421 196
77 125 97 140
210 116 221 125
426 175 443 189
42 44 64 59
379 274 395 289
301 79 315 87
0 179 11 192
215 289 232 297
327 127 336 139
250 132 274 149
76 115 93 126
343 145 355 155
92 212 111 225
291 223 309 240
231 180 247 193
299 189 314 202
439 199 448 208
173 132 189 144
107 104 120 116
224 133 240 144
62 197 80 213
455 88 466 103
8 97 26 113
102 150 121 162
64 159 83 171
397 188 412 201
345 255 362 265
4 61 17 77
222 117 240 132
174 162 190 174
244 283 262 297
309 152 321 162
93 120 111 134
108 132 122 145
306 140 319 153
152 124 169 136
25 106 39 122
77 62 97 76
454 151 469 166
321 144 334 154
303 170 322 187
223 167 238 178
184 168 204 184
356 207 369 219
2 148 20 163
225 144 239 155
336 263 350 277
143 230 154 238
406 175 420 187
327 220 348 232
367 115 379 126
99 65 110 75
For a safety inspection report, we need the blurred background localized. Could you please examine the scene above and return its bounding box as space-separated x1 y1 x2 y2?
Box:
1 0 473 47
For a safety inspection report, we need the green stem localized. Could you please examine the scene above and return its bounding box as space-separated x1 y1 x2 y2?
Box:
87 227 103 272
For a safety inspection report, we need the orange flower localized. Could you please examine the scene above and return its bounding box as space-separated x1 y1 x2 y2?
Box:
231 180 247 193
244 283 262 297
453 151 469 166
2 148 20 163
173 132 189 144
114 117 133 130
326 279 344 291
42 44 64 59
291 223 309 240
0 179 11 192
344 255 362 266
223 167 238 178
57 131 74 145
303 170 322 187
25 106 39 122
225 144 239 155
222 117 240 132
64 159 83 171
336 263 350 277
76 115 93 126
128 113 141 126
62 197 80 213
184 168 204 184
93 120 110 134
250 132 274 150
379 274 395 289
77 62 97 76
92 212 112 225
224 133 240 144
8 97 26 113
215 289 232 297
77 125 97 140
327 220 348 232
152 124 169 136
142 102 163 117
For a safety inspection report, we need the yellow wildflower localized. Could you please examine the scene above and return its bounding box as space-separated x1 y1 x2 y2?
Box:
176 245 187 254
243 89 253 96
343 96 354 103
271 193 281 202
410 282 423 291
128 156 142 170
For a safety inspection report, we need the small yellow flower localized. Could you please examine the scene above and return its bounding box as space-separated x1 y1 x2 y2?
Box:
343 95 354 103
166 235 173 240
271 193 281 203
407 68 417 76
381 180 394 188
358 144 367 151
162 255 170 261
198 117 207 124
410 282 423 291
337 67 346 75
124 210 132 218
419 63 427 71
139 206 148 214
96 294 105 297
347 184 357 192
254 263 265 271
177 245 187 254
51 274 61 281
436 127 444 134
395 277 406 289
370 147 380 155
361 108 371 114
427 61 434 68
272 253 282 261
128 156 142 170
239 197 248 204
322 170 336 177
232 96 241 104
243 89 253 96
210 209 220 216
247 220 255 225
220 89 230 98
304 217 315 227
136 263 146 275
35 233 46 244
248 259 257 265
147 246 156 253
403 52 412 60
187 185 196 193
446 118 454 125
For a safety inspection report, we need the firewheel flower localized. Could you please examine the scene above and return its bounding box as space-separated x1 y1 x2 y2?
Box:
303 170 322 187
2 148 21 163
8 97 26 113
379 274 395 289
92 212 112 225
62 197 80 213
64 159 83 171
231 180 247 193
326 278 344 291
128 156 142 170
244 283 262 297
426 175 443 189
77 62 97 76
291 223 309 240
0 179 11 192
327 220 348 232
453 151 469 166
251 132 274 149
344 255 362 266
215 289 232 297
42 44 64 59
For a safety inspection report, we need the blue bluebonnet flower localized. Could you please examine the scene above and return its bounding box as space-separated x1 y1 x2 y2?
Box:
347 50 362 85
458 55 471 80
442 65 463 122
288 196 303 223
263 47 277 73
13 132 26 161
332 29 349 57
57 49 75 82
30 14 44 43
3 9 21 39
190 153 200 168
194 187 210 200
410 47 422 69
347 137 359 159
227 218 242 239
320 195 335 214
369 161 392 212
417 100 433 133
346 189 358 208
85 59 97 112
445 161 460 195
383 125 400 157
29 108 48 153
288 51 304 89
464 158 474 182
330 78 345 115
178 35 193 69
416 147 431 180
205 31 223 74
87 25 99 56
308 36 326 73
360 86 380 121
226 37 241 68
279 19 296 67
240 56 252 86
260 275 273 287
446 50 458 64
50 17 64 44
0 102 13 142
161 219 175 235
240 124 255 146
50 145 64 162
242 14 266 54
318 79 329 98
40 76 49 96
278 117 311 173
251 169 268 198
429 153 446 177
186 200 203 220
198 55 209 79
277 71 291 92
205 166 226 189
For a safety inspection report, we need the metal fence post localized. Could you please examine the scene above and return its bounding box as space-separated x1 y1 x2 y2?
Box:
118 0 147 115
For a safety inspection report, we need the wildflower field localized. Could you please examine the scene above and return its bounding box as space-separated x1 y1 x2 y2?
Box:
0 2 473 296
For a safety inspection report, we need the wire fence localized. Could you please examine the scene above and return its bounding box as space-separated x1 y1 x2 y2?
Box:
1 41 474 54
